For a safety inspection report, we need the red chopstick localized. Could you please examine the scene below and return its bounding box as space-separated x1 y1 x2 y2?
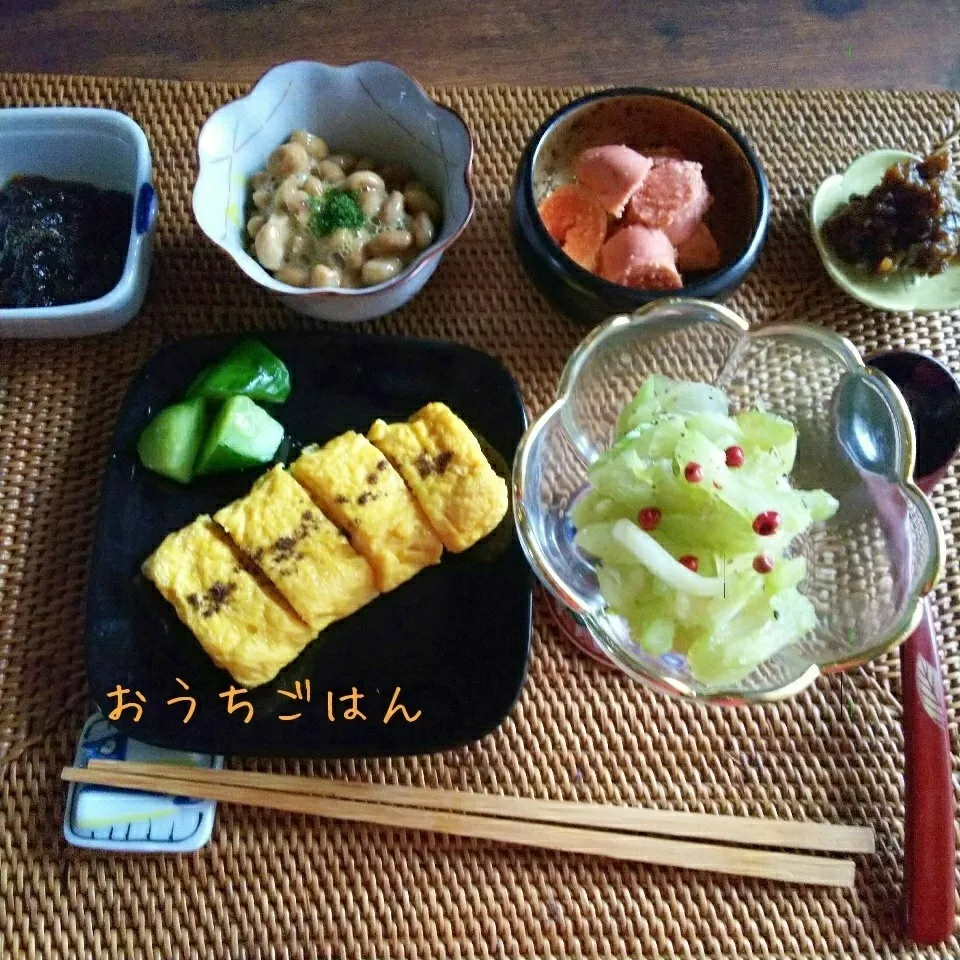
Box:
901 603 957 945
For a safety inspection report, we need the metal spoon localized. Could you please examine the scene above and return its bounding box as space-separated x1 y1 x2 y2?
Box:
868 349 960 946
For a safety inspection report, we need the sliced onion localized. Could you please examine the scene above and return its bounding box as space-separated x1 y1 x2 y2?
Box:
611 520 725 597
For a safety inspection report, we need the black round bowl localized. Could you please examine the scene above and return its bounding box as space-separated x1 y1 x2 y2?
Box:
512 88 771 325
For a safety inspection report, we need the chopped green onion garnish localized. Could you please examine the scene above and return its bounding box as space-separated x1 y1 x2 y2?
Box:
308 188 365 236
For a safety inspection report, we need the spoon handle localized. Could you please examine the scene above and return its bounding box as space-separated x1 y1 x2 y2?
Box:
901 600 956 945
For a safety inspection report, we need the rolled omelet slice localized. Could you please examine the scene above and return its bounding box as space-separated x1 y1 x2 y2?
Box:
291 431 443 592
142 515 315 689
214 464 378 632
367 402 508 552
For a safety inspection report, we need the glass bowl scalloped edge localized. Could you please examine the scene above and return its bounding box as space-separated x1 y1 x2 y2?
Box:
512 298 945 705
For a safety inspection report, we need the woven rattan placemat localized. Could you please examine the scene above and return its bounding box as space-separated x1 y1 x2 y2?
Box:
0 74 958 960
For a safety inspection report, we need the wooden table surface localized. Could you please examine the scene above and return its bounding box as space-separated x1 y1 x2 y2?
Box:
2 0 958 89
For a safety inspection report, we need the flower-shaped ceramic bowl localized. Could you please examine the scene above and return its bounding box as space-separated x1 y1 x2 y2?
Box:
811 149 960 312
193 61 474 323
513 299 944 703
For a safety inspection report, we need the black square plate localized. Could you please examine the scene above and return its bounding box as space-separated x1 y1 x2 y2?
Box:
85 332 533 757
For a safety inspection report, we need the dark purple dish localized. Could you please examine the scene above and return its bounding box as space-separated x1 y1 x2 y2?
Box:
867 350 960 487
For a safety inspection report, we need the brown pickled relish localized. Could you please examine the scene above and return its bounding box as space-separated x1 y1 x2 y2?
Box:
821 151 960 277
0 175 133 308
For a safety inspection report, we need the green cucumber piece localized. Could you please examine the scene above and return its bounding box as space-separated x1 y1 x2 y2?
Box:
194 396 284 476
137 398 207 484
186 339 291 404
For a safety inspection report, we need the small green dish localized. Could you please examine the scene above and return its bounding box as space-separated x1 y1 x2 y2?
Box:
810 149 960 312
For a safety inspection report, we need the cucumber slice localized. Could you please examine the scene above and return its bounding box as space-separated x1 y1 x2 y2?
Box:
636 617 675 656
186 339 291 404
137 398 207 484
194 396 284 476
575 374 842 684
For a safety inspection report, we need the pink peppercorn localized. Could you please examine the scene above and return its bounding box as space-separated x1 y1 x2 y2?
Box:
752 511 781 536
725 445 745 468
638 507 661 531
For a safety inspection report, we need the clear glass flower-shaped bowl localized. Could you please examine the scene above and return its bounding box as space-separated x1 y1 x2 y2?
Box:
513 299 944 703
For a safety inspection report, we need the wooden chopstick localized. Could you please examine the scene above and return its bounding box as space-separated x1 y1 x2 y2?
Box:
85 760 874 854
63 764 860 887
